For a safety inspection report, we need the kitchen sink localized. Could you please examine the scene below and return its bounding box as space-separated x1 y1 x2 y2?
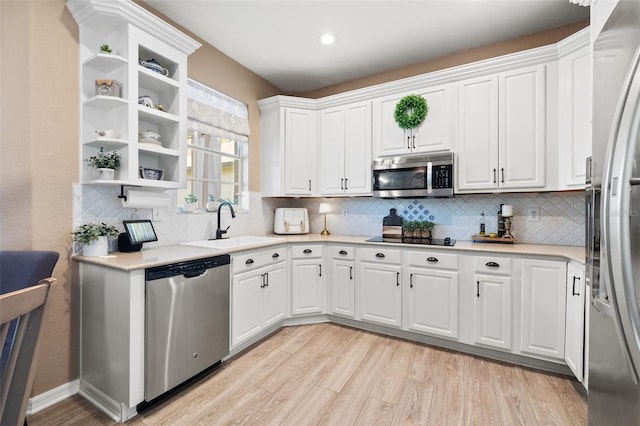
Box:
180 235 286 250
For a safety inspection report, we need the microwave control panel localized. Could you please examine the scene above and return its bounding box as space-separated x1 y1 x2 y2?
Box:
433 164 453 189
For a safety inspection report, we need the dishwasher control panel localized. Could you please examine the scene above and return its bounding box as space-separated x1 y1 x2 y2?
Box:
146 254 230 281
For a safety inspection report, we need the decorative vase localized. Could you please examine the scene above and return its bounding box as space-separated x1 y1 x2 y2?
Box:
83 236 108 257
206 200 218 212
97 168 115 180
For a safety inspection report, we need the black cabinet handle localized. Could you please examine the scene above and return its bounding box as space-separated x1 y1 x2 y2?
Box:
349 266 353 280
501 168 505 183
308 180 312 191
341 178 344 190
485 261 500 268
410 273 413 288
396 272 400 286
303 248 312 254
572 276 581 296
344 178 348 190
265 272 269 287
260 273 266 288
272 253 280 258
493 168 497 183
476 281 480 298
338 250 348 255
412 135 416 149
407 135 411 149
319 264 322 277
246 258 254 265
427 257 439 263
375 253 385 258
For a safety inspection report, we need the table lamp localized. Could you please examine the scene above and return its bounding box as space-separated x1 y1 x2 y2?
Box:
502 205 514 238
319 203 331 236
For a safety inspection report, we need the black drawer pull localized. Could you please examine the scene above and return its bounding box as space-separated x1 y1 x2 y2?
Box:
476 281 480 297
245 259 254 265
396 272 400 286
319 264 322 277
349 266 353 280
375 253 385 258
485 261 500 268
338 250 348 255
303 248 312 254
427 257 439 263
572 276 581 296
272 253 280 258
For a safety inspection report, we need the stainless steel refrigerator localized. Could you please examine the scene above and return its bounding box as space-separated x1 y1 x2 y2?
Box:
589 1 640 424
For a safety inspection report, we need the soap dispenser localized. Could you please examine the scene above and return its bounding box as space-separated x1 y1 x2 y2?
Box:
479 211 486 236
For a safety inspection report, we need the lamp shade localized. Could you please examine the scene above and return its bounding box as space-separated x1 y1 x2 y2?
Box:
502 205 513 217
319 203 332 214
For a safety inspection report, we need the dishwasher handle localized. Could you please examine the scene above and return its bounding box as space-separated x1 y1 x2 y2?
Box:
183 270 206 278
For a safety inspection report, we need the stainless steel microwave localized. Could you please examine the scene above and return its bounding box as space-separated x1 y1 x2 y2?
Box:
372 152 454 198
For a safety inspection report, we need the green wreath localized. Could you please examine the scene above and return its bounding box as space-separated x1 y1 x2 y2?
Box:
394 94 428 129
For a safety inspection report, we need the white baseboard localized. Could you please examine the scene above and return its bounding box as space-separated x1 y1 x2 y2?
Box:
27 380 79 415
78 380 137 423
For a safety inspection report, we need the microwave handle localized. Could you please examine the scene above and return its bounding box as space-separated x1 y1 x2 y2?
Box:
427 162 433 194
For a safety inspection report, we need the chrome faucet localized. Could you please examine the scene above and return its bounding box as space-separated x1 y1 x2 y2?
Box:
215 201 236 239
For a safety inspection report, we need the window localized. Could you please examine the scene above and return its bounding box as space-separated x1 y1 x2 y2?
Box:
179 79 249 211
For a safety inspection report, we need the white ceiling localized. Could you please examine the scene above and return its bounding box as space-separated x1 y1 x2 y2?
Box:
143 0 590 93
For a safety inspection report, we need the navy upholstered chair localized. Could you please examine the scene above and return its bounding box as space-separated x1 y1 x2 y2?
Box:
0 250 58 426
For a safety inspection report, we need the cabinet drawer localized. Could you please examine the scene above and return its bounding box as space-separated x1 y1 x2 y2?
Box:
232 248 286 274
358 247 401 264
291 245 323 258
330 246 355 260
474 256 512 275
407 250 458 270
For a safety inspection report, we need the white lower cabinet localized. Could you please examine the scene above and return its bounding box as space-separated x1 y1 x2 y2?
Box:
291 245 324 315
358 247 402 328
405 251 459 339
565 262 586 382
328 246 356 318
231 249 287 348
520 259 567 360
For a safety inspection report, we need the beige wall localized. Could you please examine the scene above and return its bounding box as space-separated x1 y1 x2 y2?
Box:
299 20 589 99
0 0 587 399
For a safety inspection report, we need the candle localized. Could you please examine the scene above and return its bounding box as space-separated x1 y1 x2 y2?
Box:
502 205 513 217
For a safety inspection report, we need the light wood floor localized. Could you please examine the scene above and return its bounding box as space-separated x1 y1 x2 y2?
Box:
28 323 587 425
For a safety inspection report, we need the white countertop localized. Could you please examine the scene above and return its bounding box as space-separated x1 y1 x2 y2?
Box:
74 234 585 271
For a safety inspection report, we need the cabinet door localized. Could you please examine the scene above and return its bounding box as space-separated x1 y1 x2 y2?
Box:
263 263 287 328
285 108 316 195
559 46 591 188
359 263 402 327
499 65 546 189
521 259 567 359
374 94 411 157
291 259 324 315
319 107 346 195
565 263 586 382
407 268 459 339
344 102 372 195
331 259 355 318
456 75 499 191
473 274 512 350
413 84 457 153
231 270 264 348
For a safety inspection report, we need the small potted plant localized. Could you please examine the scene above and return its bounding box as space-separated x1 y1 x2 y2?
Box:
86 147 121 180
419 221 435 239
99 44 112 54
73 222 119 256
402 221 418 238
183 194 198 212
205 194 218 212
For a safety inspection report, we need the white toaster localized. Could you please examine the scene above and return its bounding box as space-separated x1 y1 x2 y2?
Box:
274 208 309 234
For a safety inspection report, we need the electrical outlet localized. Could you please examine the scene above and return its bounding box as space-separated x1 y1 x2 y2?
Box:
153 208 164 222
342 208 349 217
528 207 540 222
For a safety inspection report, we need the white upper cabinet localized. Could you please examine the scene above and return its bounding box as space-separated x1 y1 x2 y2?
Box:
457 65 546 192
318 101 372 195
373 83 457 157
558 35 591 189
68 0 200 189
259 97 317 197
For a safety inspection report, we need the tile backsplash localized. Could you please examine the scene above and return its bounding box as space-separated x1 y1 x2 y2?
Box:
73 185 585 250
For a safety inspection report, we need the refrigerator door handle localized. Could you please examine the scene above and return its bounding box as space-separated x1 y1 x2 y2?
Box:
601 46 640 384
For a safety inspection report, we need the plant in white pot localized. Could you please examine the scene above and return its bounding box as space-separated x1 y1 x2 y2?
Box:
86 148 121 180
73 222 119 256
183 194 198 212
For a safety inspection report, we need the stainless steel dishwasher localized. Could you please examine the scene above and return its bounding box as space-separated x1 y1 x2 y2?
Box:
144 254 230 401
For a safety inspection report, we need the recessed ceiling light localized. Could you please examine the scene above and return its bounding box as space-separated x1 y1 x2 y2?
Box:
320 33 335 45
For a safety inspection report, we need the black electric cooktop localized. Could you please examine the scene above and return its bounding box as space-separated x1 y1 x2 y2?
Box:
366 236 456 246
